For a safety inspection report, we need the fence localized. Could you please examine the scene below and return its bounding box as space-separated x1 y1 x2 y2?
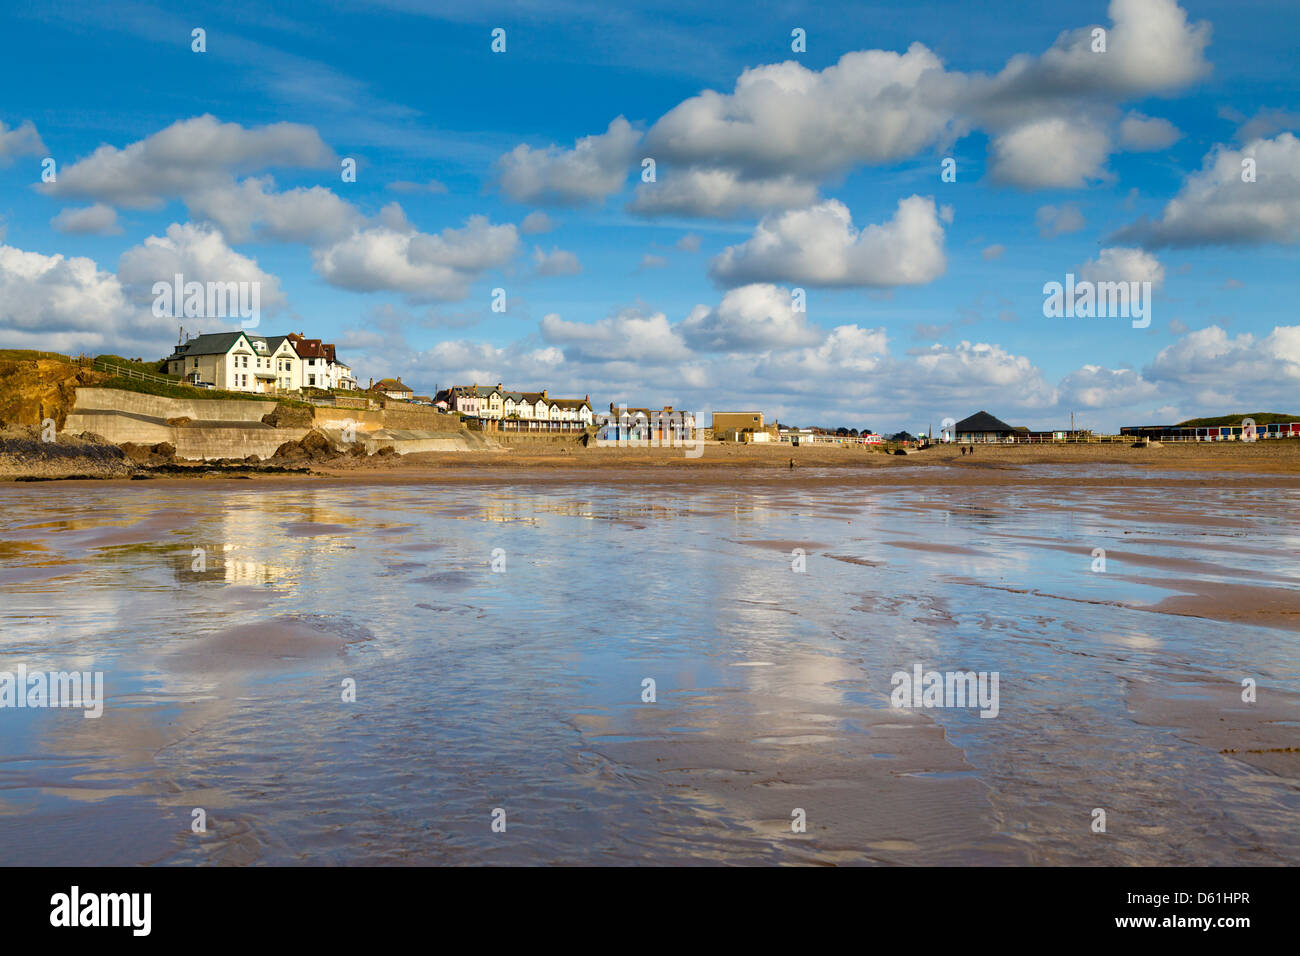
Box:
90 359 177 385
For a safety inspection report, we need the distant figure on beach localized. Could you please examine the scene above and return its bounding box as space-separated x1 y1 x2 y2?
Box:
789 457 796 469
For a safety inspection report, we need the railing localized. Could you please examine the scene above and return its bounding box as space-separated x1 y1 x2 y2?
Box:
91 359 178 385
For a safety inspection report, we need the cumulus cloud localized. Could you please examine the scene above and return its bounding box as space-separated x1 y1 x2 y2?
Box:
520 211 556 234
1035 203 1086 237
312 216 518 300
51 203 123 236
541 306 691 363
914 340 1053 397
39 114 335 208
1057 364 1159 408
646 45 961 181
618 0 1212 212
0 243 168 353
709 196 946 288
1113 133 1300 247
0 119 46 164
1146 324 1300 393
628 168 818 218
988 116 1112 188
1078 246 1164 287
116 222 288 315
1119 112 1182 150
185 176 359 244
679 284 824 351
496 117 639 206
533 245 582 276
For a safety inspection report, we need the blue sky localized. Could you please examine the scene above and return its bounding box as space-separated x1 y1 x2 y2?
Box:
1 0 1297 432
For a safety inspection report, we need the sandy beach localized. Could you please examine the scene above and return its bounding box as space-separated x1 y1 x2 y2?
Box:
2 450 1297 865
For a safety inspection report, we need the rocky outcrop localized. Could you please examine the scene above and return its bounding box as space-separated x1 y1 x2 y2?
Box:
0 426 132 479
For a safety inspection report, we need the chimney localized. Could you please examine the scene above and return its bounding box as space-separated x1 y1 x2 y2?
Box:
368 377 373 389
542 389 548 400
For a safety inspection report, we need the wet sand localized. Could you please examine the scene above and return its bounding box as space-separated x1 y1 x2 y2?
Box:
0 461 1296 865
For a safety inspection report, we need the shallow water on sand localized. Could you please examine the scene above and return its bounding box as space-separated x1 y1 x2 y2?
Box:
0 473 1297 865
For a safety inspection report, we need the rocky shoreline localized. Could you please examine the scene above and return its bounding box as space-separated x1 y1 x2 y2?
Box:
0 425 400 481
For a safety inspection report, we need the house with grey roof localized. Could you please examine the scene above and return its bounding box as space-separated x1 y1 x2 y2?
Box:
953 411 1018 443
165 331 302 393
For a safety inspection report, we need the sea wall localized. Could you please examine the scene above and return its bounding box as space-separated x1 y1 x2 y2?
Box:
62 388 474 459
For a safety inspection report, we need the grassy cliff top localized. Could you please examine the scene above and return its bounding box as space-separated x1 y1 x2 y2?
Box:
1175 412 1299 427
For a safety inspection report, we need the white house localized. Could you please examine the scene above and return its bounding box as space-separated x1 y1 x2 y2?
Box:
166 331 301 393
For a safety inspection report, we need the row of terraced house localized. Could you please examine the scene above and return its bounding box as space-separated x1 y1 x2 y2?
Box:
433 384 596 431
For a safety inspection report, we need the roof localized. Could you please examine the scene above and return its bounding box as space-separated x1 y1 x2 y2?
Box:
502 391 525 402
549 398 592 410
519 391 548 403
954 410 1015 433
374 378 412 392
169 331 251 358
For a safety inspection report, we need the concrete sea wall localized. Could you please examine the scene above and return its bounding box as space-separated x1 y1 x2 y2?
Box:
62 388 477 460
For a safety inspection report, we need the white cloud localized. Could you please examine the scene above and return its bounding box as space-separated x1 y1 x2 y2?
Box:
520 211 556 234
679 284 824 351
645 45 961 180
185 176 359 244
1079 246 1165 288
619 0 1211 211
0 119 46 165
40 114 335 208
628 168 818 218
1057 364 1159 408
1036 203 1086 237
677 233 702 252
1119 112 1182 150
982 244 1005 260
311 216 518 300
988 116 1112 188
1114 133 1300 247
0 243 168 354
116 222 288 315
50 203 123 236
541 306 691 363
1146 325 1300 394
533 245 582 276
496 117 639 206
709 196 946 288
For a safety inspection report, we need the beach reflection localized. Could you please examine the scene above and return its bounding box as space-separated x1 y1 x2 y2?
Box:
0 472 1296 865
